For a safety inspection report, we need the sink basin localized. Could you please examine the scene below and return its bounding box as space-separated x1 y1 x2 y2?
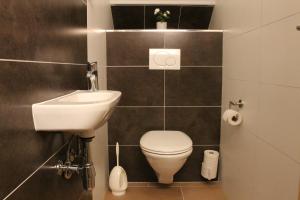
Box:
32 90 121 138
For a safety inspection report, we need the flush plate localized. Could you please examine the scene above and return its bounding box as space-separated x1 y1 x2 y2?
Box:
149 49 181 70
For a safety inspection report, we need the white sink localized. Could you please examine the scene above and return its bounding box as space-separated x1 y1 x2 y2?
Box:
32 90 121 138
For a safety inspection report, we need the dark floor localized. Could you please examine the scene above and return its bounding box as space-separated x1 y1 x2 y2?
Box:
105 182 226 200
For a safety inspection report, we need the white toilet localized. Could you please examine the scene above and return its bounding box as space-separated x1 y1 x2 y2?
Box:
140 130 193 184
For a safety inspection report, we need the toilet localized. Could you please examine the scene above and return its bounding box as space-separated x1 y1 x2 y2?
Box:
140 130 193 184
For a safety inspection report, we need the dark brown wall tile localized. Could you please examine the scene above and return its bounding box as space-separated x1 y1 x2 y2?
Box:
165 32 223 66
165 68 222 106
175 146 219 181
7 144 84 200
109 146 157 182
179 6 214 29
165 107 221 145
107 32 164 66
108 107 164 145
145 6 180 29
112 6 145 29
107 67 164 106
0 61 86 198
0 0 87 63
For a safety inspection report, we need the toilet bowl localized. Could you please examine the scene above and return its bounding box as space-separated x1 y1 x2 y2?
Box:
140 130 193 184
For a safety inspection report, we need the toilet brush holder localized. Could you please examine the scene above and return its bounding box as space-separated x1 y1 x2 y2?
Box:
109 142 128 196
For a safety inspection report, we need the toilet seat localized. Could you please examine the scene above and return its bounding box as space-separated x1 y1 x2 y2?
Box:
140 130 193 155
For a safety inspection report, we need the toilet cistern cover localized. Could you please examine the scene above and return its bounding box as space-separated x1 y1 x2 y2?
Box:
140 131 193 154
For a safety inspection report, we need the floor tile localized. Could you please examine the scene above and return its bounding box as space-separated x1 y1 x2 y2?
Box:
105 187 183 200
182 185 226 200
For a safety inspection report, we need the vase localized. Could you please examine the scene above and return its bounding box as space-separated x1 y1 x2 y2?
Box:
156 22 167 29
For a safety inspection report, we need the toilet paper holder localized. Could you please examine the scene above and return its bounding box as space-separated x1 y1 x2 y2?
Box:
229 99 244 109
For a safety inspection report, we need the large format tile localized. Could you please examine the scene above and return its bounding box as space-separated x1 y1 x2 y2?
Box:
257 84 300 163
165 107 221 145
179 6 214 29
145 6 180 29
165 68 222 106
107 32 164 66
182 185 225 200
107 67 164 106
218 0 261 39
223 29 260 82
220 126 257 200
7 145 84 200
105 186 183 200
221 79 259 134
108 107 164 145
261 14 300 87
109 146 157 182
175 146 219 181
253 139 300 200
165 32 223 66
262 0 300 25
0 0 87 63
111 6 144 29
0 61 86 198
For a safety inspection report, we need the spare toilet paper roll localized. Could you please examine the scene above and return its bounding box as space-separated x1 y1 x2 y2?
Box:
201 150 219 180
222 109 243 126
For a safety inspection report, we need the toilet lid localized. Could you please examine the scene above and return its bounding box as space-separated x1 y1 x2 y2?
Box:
140 131 193 154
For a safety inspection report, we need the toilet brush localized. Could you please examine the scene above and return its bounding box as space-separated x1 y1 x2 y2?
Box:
109 142 128 196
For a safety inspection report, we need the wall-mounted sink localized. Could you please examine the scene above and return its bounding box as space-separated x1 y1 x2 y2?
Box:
32 90 121 138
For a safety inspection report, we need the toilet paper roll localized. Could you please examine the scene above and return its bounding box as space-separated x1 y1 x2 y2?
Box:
222 109 243 126
201 150 219 180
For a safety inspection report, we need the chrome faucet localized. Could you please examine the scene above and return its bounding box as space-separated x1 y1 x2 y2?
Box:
87 62 98 92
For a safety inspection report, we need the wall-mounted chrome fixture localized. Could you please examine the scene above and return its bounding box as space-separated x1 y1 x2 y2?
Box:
87 62 99 92
54 136 96 191
229 99 244 109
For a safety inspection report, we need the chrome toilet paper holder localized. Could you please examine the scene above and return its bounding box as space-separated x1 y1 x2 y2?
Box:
229 99 244 109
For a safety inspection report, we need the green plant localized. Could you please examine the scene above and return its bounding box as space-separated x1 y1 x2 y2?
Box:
154 8 171 22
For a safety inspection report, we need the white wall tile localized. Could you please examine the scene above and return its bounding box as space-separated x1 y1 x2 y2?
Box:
223 29 260 81
222 79 259 134
257 84 300 163
253 139 300 200
262 0 300 25
261 14 300 87
221 128 257 200
218 0 261 39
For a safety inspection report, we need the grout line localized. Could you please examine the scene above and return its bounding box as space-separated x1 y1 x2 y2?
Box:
116 106 221 108
106 29 224 32
178 6 182 29
226 77 300 90
180 186 185 200
108 144 220 147
106 65 223 68
250 132 300 165
224 11 300 41
3 142 69 200
0 58 86 66
164 70 166 130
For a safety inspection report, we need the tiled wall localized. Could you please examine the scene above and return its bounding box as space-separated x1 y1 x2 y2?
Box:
111 5 213 29
107 31 222 182
211 0 300 200
0 0 87 199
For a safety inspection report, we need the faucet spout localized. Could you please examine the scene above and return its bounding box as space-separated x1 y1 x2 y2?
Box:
87 62 99 91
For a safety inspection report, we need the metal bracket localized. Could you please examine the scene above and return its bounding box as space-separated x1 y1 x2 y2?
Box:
229 99 244 109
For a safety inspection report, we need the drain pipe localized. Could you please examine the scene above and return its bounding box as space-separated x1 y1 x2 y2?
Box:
54 136 96 191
